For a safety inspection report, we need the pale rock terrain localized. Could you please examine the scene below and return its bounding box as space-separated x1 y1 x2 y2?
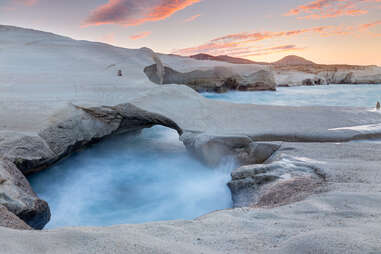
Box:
1 25 381 253
274 64 381 86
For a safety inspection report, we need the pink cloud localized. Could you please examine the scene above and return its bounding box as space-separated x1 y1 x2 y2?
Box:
13 0 37 6
83 0 202 27
242 45 306 57
285 0 381 19
185 14 201 22
1 0 37 10
129 31 152 40
172 20 381 57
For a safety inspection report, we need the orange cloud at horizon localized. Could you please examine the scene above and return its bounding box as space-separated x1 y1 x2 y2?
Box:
172 20 381 58
129 31 152 40
285 0 381 19
13 0 38 6
82 0 202 27
185 14 201 22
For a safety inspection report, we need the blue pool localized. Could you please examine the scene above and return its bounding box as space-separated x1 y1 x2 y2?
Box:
29 84 381 229
29 126 235 228
203 84 381 107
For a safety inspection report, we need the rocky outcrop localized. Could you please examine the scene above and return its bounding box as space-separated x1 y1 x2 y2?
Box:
302 77 327 86
144 64 276 92
2 142 381 253
0 104 182 176
181 132 280 167
275 64 381 86
141 47 165 84
239 70 277 91
0 103 183 229
228 154 325 208
0 160 49 229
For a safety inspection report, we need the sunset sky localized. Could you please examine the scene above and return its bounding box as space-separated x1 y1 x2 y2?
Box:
1 0 380 65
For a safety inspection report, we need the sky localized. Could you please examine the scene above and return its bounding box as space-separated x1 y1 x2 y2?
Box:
0 0 380 65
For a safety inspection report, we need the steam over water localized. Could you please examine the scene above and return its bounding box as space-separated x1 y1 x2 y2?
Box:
29 126 235 228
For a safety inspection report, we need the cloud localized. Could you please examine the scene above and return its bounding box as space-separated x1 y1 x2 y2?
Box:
0 0 37 10
242 45 305 57
83 0 202 27
13 0 37 5
185 14 201 22
129 31 152 40
285 0 381 19
172 20 381 57
173 26 329 56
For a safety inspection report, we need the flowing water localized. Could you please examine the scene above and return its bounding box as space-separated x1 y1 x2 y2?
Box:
29 84 381 229
29 126 235 228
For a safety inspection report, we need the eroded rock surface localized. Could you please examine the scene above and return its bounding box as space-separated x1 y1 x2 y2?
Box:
0 205 31 230
0 160 49 229
228 154 325 208
144 64 276 92
275 64 381 86
181 132 280 167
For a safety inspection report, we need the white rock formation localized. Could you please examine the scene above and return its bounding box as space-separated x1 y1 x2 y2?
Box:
1 25 381 253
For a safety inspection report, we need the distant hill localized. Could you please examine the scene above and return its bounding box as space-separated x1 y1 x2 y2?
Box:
272 55 316 66
190 53 268 65
190 53 317 66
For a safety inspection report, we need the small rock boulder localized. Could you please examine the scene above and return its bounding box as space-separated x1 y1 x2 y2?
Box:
181 132 280 167
228 155 325 208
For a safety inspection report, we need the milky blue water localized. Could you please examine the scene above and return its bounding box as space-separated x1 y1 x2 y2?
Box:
29 126 235 228
203 84 381 107
29 84 381 229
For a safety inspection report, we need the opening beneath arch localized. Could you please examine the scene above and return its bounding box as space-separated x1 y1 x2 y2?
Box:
27 126 235 229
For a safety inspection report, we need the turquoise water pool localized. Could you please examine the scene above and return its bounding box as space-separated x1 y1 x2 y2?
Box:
29 126 234 228
29 84 381 229
203 84 381 107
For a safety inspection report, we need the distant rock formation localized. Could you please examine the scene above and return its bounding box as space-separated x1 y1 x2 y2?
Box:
275 64 381 86
377 102 380 110
302 77 327 86
273 55 316 66
189 54 316 66
144 64 276 92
